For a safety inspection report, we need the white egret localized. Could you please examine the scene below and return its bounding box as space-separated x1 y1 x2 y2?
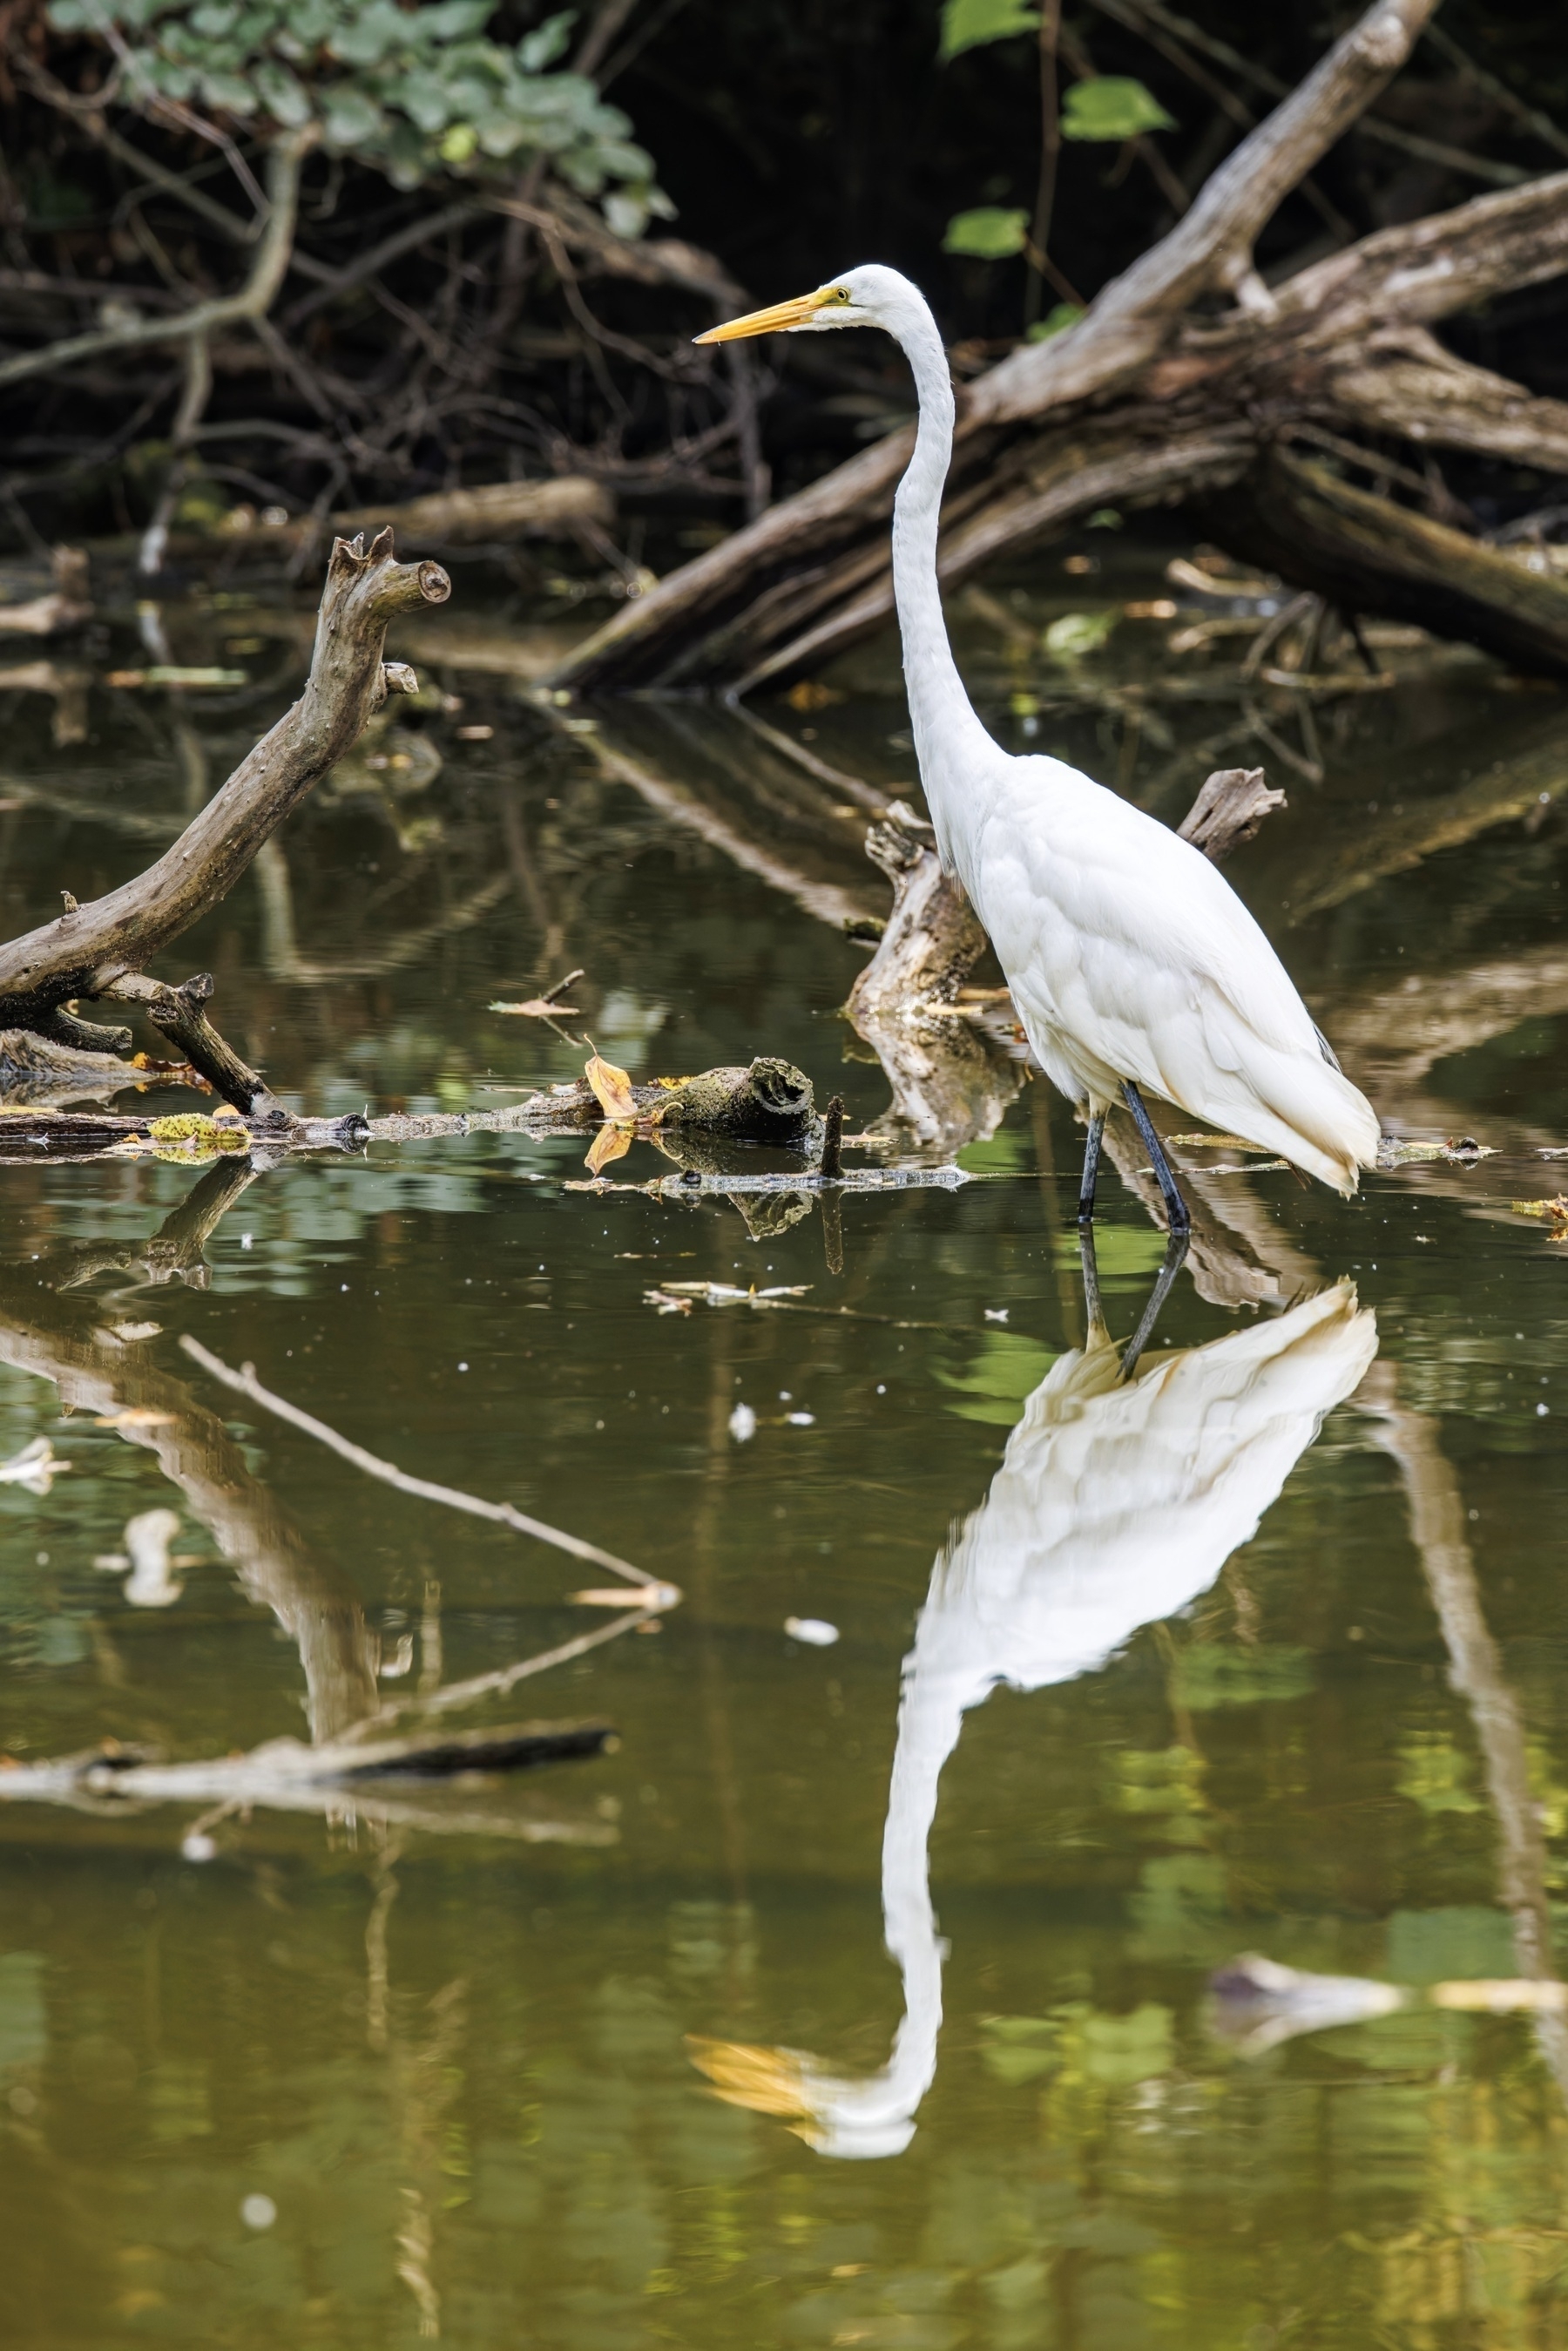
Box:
697 270 1381 1229
689 1275 1378 2157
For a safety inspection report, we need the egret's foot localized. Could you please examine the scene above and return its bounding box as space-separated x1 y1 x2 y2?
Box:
1120 1081 1190 1236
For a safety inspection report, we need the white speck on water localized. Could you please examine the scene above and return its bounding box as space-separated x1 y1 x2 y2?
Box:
727 1404 757 1443
240 2194 277 2231
1538 1402 1550 1416
240 1233 252 1250
984 1307 1009 1321
875 1384 886 1394
786 1616 839 1647
182 1832 217 1863
787 1412 815 1426
779 1391 791 1401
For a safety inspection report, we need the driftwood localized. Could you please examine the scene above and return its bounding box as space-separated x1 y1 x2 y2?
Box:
0 527 449 1113
551 0 1568 694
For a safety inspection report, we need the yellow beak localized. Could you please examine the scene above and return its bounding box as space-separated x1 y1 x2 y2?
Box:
694 288 832 344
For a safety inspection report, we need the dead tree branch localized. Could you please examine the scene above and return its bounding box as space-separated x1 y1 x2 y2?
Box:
0 529 449 1108
551 0 1568 695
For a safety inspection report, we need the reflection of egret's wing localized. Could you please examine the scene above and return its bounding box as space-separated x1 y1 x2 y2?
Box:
693 1280 1377 2158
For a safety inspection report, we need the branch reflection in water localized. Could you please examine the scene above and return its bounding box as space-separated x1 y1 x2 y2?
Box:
690 1239 1377 2157
0 1157 664 1852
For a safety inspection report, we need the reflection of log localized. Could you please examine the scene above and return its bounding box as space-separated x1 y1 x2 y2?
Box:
0 548 91 638
571 709 881 932
1281 726 1565 921
1360 1365 1568 2100
551 0 1568 694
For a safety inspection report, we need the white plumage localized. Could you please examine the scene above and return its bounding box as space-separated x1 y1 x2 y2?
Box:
689 1278 1378 2158
698 266 1381 1206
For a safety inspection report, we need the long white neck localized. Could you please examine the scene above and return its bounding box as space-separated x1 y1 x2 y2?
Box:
888 294 997 875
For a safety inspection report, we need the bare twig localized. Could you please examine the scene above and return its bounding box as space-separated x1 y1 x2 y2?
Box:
0 125 317 392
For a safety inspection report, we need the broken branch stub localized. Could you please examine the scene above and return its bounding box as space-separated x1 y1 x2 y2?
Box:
0 529 449 1101
1176 768 1287 861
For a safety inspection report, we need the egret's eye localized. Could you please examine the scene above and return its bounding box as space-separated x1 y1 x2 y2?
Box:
832 288 852 303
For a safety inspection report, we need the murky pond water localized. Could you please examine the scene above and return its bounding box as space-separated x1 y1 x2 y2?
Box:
4 536 1568 2346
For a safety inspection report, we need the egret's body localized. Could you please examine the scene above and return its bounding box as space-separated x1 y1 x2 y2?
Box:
699 268 1381 1214
690 1277 1379 2158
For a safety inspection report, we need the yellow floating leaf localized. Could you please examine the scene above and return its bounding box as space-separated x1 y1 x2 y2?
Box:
585 1122 633 1176
1512 1196 1568 1233
585 1053 637 1121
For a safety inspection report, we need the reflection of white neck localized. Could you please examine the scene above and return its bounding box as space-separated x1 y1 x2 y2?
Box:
805 1281 1377 2159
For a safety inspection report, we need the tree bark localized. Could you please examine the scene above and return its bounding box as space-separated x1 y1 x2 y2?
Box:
546 0 1568 696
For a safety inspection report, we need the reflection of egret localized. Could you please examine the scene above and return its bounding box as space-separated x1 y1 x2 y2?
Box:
691 1277 1376 2158
698 270 1379 1227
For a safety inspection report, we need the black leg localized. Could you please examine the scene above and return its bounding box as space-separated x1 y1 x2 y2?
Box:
1077 1110 1105 1224
1120 1081 1190 1236
1078 1223 1104 1337
1120 1231 1190 1380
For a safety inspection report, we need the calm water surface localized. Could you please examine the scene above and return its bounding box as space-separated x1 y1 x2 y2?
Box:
3 541 1568 2347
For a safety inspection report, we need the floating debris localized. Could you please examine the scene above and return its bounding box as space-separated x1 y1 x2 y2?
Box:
1512 1196 1568 1235
1378 1136 1494 1166
785 1617 840 1647
728 1403 758 1442
0 1435 69 1494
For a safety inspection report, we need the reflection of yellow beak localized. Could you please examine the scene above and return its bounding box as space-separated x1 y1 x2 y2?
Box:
694 288 831 344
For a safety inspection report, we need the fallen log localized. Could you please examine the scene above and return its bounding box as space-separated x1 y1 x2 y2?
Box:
196 473 613 559
548 0 1568 695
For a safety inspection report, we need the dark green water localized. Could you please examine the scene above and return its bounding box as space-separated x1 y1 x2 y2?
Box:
3 543 1568 2347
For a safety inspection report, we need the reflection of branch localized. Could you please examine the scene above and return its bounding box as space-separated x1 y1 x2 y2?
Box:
0 1269 380 1743
1359 1364 1568 2099
180 1337 675 1597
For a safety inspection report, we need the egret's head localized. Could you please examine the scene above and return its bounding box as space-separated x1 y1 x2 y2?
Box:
694 264 911 345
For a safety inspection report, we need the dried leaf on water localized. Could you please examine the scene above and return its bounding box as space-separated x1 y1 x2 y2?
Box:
1512 1195 1568 1234
490 997 580 1017
644 1288 693 1315
585 1122 633 1175
95 1408 178 1430
585 1054 638 1121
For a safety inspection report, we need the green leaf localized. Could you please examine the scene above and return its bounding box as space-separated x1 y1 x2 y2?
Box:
939 0 1038 62
439 121 479 163
1025 301 1084 342
943 206 1029 260
1060 76 1176 142
251 57 311 125
321 86 389 148
518 7 576 71
1044 609 1116 660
